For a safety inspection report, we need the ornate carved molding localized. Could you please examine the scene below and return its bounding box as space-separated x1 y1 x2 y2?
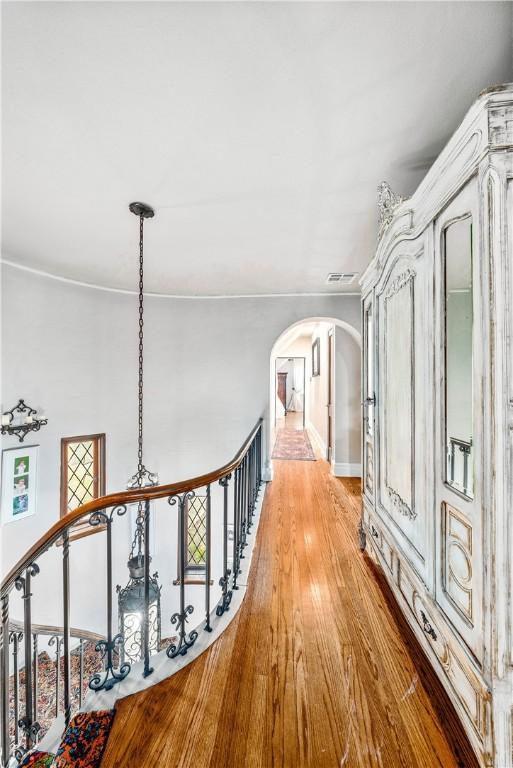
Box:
377 182 408 239
384 267 416 300
488 105 513 147
387 485 417 520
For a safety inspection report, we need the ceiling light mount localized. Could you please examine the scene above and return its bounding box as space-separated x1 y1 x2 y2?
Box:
129 202 155 219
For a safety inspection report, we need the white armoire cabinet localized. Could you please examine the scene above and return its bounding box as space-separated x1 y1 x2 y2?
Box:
360 84 513 768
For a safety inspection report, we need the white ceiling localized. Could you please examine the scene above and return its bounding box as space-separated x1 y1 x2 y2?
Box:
2 2 512 296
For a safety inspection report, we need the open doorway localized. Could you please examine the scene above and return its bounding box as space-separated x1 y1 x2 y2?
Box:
275 356 305 430
268 317 362 477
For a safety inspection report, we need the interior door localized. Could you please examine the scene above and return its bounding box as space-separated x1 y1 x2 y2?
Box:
277 372 287 412
327 330 334 462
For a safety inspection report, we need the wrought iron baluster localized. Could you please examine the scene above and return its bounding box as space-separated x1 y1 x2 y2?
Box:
15 564 40 749
252 440 256 511
9 630 22 750
249 441 255 527
32 634 38 728
79 640 84 708
1 595 10 768
88 507 130 692
233 467 240 590
205 485 212 631
241 455 248 553
62 530 71 726
239 461 244 558
257 428 261 492
216 475 232 616
48 635 63 718
143 499 153 678
167 493 198 658
247 446 253 535
238 463 244 561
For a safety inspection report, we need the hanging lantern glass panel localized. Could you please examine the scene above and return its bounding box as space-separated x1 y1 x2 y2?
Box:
117 555 161 664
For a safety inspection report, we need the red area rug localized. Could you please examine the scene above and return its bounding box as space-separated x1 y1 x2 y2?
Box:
272 429 315 461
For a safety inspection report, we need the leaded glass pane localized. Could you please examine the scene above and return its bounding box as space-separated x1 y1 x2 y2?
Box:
66 440 96 511
186 496 207 569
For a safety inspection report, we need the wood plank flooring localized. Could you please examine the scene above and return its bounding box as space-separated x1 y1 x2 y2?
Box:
102 458 476 768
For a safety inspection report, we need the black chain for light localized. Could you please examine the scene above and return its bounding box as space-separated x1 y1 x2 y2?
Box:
133 215 145 558
137 214 144 482
127 202 156 561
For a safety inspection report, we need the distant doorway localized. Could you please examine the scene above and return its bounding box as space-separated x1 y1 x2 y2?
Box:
274 357 305 430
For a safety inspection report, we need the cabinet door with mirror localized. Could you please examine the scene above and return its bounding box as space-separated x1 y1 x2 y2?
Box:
434 177 483 664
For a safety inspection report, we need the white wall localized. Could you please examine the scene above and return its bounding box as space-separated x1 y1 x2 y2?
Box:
308 323 331 456
1 264 360 635
333 325 361 475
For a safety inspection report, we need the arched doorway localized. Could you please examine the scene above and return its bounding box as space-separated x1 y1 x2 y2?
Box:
266 317 362 480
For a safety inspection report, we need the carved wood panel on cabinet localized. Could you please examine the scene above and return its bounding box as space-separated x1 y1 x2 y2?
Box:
375 235 434 587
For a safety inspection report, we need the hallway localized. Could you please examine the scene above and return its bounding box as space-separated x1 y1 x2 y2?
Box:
102 459 474 768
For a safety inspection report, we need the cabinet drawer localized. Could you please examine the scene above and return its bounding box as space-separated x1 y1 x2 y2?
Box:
398 562 489 742
367 514 394 574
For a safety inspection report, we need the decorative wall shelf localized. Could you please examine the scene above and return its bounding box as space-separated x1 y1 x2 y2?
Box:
1 399 48 442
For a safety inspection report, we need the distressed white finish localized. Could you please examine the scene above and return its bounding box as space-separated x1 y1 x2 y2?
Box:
361 84 513 768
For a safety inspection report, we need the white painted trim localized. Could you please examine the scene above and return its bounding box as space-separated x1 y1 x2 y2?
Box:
306 420 326 459
262 462 274 482
332 461 362 478
1 259 361 300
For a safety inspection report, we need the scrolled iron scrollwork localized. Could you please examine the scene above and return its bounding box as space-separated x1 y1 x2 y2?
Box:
166 491 199 658
216 574 233 617
167 606 198 658
168 490 196 507
14 562 40 596
88 509 110 528
89 634 131 692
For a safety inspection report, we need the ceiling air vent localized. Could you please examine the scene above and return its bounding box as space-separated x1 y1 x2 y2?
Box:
325 272 358 285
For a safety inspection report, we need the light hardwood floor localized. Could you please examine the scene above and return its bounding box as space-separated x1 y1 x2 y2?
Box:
102 458 476 768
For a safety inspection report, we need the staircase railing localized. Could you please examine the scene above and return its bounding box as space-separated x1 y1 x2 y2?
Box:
5 620 103 759
1 418 264 766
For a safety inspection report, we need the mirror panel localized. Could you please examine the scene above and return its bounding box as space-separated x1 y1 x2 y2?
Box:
384 270 415 518
444 217 473 498
365 306 374 437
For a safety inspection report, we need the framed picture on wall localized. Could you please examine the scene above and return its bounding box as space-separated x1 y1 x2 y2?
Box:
312 338 321 377
1 445 38 524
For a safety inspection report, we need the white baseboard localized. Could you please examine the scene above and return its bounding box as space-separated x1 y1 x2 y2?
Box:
262 462 274 482
332 462 362 478
306 421 327 459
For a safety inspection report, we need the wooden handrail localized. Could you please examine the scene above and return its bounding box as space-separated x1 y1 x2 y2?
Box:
1 418 263 595
6 619 103 643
